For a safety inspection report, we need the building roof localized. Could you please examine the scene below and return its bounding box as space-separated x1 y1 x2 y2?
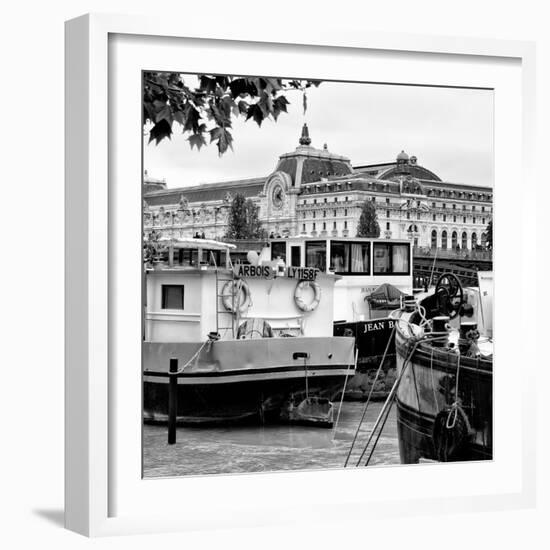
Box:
274 124 354 186
421 180 493 200
354 150 442 182
144 177 266 206
355 162 443 182
158 237 236 250
396 150 409 162
377 165 442 182
143 170 168 193
300 176 401 196
144 139 492 208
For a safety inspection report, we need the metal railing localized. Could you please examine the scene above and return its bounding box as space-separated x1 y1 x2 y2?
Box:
413 246 492 261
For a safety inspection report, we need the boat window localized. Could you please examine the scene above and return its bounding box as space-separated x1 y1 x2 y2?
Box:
204 249 222 267
373 243 410 275
271 241 287 263
351 243 370 273
290 246 301 267
392 244 409 273
373 244 391 273
232 252 249 265
330 241 349 272
305 241 326 271
161 285 185 309
330 241 370 274
177 249 198 266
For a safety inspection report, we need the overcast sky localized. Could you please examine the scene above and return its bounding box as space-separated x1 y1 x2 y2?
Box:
144 76 493 189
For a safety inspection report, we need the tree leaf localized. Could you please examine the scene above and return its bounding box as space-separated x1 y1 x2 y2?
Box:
237 100 249 115
209 126 222 143
219 96 235 121
148 119 172 145
143 72 324 149
274 95 289 112
173 109 185 125
208 99 231 127
265 78 282 94
215 75 229 90
199 75 217 94
188 133 207 150
143 101 156 123
216 127 233 155
288 80 303 89
209 126 233 155
245 103 264 126
257 92 273 118
155 104 173 124
272 95 289 120
183 104 201 133
229 78 257 98
153 99 166 112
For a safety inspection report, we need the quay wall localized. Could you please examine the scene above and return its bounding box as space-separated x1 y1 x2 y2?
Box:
341 354 397 401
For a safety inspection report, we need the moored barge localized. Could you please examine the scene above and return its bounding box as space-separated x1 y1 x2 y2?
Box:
143 237 355 426
267 236 414 398
394 273 493 462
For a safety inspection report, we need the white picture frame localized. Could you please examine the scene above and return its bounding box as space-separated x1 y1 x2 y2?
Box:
65 13 537 537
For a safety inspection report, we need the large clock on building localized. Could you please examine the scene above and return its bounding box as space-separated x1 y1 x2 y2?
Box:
271 183 285 209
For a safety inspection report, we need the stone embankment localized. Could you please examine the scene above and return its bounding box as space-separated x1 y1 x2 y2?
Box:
341 355 397 401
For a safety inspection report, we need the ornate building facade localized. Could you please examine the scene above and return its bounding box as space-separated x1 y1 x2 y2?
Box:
144 125 493 250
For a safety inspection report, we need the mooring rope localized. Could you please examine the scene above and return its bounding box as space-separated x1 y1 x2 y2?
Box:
333 347 358 439
429 247 439 287
343 324 397 467
429 348 439 411
353 332 452 467
345 307 430 467
354 338 421 467
169 340 211 375
446 354 462 429
364 389 397 467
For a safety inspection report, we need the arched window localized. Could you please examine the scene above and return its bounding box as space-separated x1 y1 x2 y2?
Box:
461 231 468 250
481 232 487 247
441 230 448 250
471 232 477 248
451 231 458 249
431 230 437 249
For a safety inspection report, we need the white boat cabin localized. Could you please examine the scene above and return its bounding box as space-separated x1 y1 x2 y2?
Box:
144 238 340 343
266 236 414 322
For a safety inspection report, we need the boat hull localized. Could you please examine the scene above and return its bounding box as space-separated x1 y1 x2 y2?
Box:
333 318 397 400
333 317 397 369
143 336 355 425
395 327 492 463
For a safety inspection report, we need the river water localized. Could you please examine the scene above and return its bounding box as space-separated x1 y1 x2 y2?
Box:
143 401 400 478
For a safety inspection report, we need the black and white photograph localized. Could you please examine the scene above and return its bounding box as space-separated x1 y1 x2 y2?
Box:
141 73 494 477
4 0 547 545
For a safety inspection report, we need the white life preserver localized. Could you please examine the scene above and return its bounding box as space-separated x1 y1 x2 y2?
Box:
294 280 321 312
221 279 250 313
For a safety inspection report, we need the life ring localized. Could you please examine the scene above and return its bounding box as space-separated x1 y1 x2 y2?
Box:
294 280 321 312
221 279 250 313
